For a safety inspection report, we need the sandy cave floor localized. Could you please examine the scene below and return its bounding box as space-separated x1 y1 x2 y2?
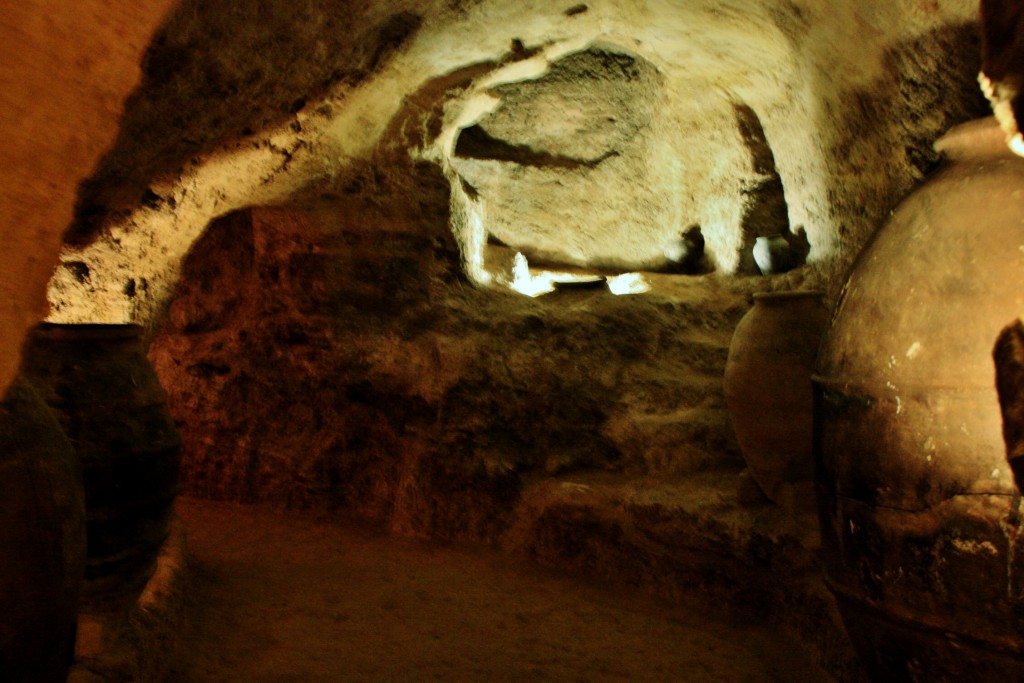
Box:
168 497 828 682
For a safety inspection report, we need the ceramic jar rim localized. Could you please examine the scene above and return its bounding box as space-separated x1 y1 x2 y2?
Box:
752 290 824 303
934 117 1015 161
32 322 143 341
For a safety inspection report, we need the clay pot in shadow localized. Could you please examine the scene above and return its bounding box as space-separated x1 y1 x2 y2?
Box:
0 379 86 683
814 118 1024 681
22 323 181 609
724 290 828 504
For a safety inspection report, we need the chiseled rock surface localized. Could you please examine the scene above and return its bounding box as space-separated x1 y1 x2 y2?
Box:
149 204 751 525
45 0 988 327
450 47 682 270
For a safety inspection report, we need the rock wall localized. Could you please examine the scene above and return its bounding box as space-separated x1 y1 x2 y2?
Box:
0 0 1006 532
45 0 988 328
33 0 982 543
150 192 753 536
0 0 999 538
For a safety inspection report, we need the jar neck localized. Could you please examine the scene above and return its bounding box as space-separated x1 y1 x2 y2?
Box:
934 117 1016 161
753 291 824 305
32 323 143 342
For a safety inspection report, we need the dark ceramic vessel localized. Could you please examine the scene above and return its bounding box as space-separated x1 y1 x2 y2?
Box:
0 380 86 683
814 118 1024 681
22 323 181 608
725 290 828 504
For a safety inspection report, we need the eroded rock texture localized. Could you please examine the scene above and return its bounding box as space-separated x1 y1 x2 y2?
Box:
67 3 427 245
4 5 1015 679
45 1 989 327
150 195 750 537
451 46 677 270
23 0 985 602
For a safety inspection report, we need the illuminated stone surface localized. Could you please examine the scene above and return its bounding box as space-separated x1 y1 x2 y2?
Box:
3 3 1024 681
39 0 987 326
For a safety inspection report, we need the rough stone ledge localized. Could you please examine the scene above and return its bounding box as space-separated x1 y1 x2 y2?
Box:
69 515 189 683
502 470 868 682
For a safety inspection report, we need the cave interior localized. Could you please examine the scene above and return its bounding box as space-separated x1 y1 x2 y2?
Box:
5 0 1024 681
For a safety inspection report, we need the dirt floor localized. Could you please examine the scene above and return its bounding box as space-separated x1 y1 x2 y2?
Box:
169 497 829 682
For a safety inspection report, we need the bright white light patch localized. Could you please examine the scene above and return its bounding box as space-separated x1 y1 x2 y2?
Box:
1011 134 1024 158
506 252 618 297
607 273 650 295
509 252 556 297
466 200 492 285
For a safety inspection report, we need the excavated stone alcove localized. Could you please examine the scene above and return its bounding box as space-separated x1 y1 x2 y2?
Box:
20 1 1002 679
449 44 682 273
44 1 989 324
444 42 803 281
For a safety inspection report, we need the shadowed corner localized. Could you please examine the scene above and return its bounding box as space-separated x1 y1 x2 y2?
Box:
980 0 1024 156
994 318 1024 493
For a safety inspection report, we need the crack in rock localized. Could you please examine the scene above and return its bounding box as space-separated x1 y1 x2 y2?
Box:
454 124 620 169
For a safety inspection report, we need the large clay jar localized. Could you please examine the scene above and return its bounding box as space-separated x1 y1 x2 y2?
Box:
724 290 828 503
22 323 181 608
814 118 1024 681
0 379 86 683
